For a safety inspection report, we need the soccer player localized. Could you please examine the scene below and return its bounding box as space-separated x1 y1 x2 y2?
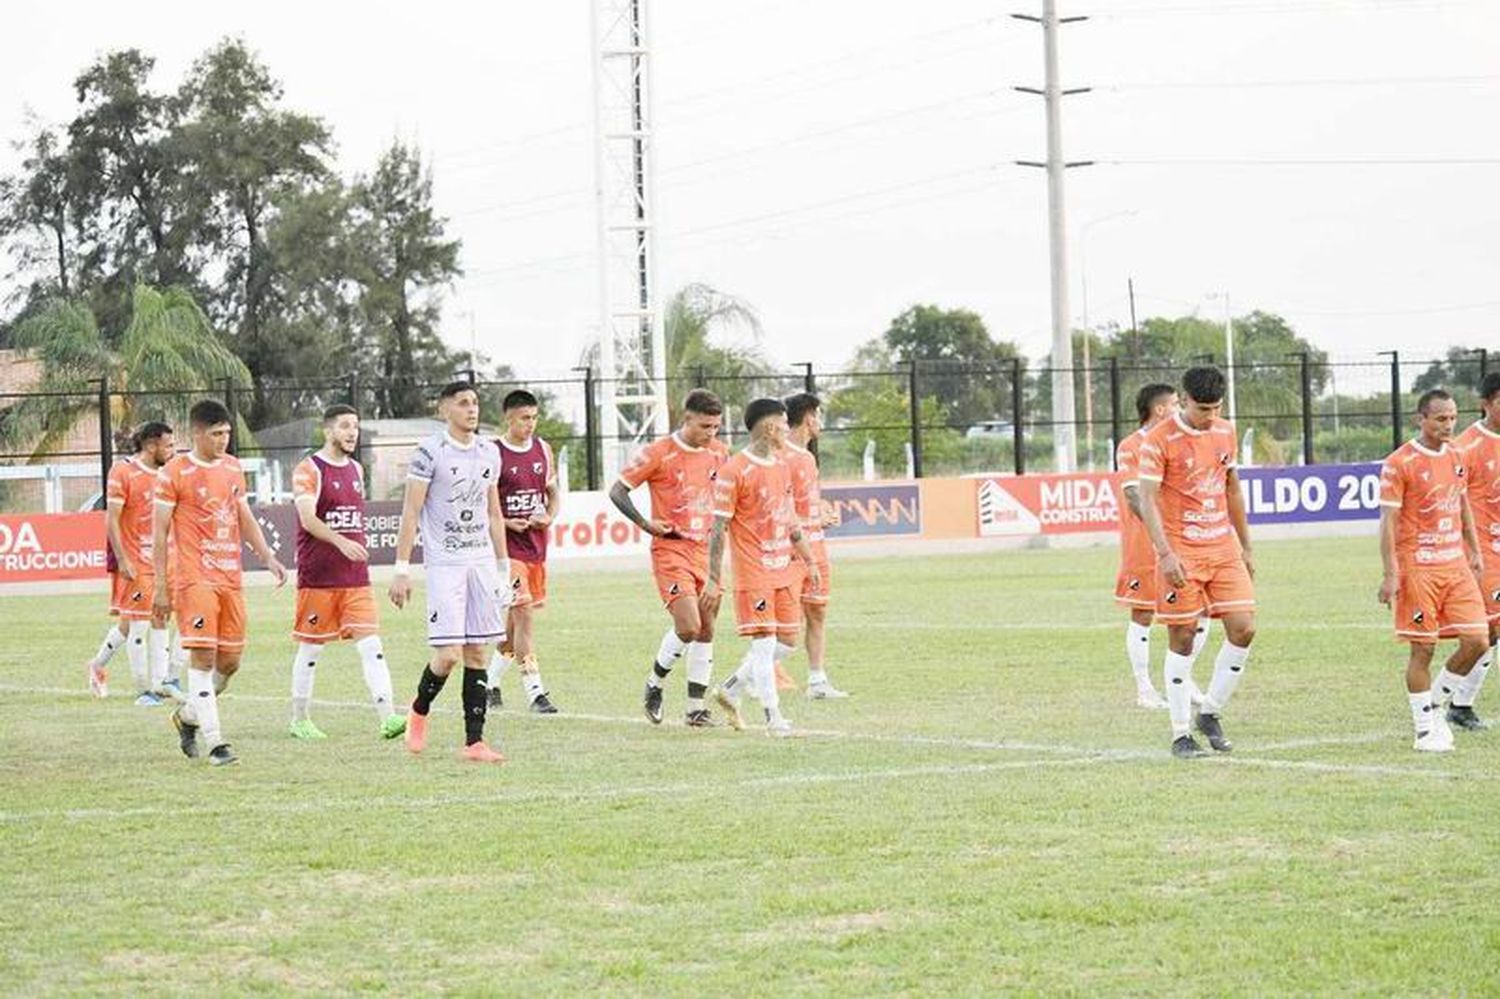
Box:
1137 366 1256 759
154 400 288 766
776 392 849 699
105 421 179 705
286 404 406 741
708 398 821 736
1446 371 1500 728
609 389 730 727
485 389 560 714
1116 385 1212 710
388 381 511 764
1378 389 1490 752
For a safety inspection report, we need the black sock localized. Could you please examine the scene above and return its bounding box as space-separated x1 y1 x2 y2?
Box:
687 681 707 700
653 662 672 680
413 665 447 716
462 667 488 745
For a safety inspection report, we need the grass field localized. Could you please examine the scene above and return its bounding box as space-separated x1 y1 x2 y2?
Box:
2 535 1499 995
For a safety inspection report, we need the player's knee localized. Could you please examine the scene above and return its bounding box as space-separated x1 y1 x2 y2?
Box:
217 657 241 677
1459 634 1489 664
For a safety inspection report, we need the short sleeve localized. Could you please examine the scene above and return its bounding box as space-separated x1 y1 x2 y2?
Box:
713 463 739 518
292 458 320 502
1137 437 1165 482
1223 422 1238 469
154 466 179 508
1116 441 1138 484
619 441 661 489
1379 458 1405 508
542 440 558 487
106 465 128 504
408 442 436 482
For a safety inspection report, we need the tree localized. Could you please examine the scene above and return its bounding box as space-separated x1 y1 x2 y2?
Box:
662 283 773 414
0 124 75 306
1414 346 1489 396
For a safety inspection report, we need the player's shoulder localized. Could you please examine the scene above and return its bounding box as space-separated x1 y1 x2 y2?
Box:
708 437 730 457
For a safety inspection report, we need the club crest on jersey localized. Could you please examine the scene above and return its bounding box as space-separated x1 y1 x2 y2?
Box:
511 577 523 591
460 509 474 522
483 468 492 479
1217 452 1230 466
1492 589 1500 603
533 461 544 475
131 589 143 601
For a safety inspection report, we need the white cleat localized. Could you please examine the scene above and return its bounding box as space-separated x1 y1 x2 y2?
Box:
807 681 850 700
1136 688 1169 710
1414 730 1455 753
766 717 795 738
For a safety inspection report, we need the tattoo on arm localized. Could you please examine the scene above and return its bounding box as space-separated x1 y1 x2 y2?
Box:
707 518 726 584
609 482 650 531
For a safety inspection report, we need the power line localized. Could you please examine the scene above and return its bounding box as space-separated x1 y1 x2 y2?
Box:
1101 156 1500 166
1099 74 1500 91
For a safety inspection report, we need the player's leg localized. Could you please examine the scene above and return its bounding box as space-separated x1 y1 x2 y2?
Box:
88 597 127 697
147 594 174 698
715 590 773 731
1435 574 1494 731
1406 641 1451 751
1452 619 1498 725
455 565 507 762
460 641 505 763
406 565 468 754
512 566 557 713
1125 607 1165 709
644 561 701 722
684 585 719 726
1192 610 1254 754
486 570 521 706
169 583 219 759
1158 568 1213 758
196 590 247 766
289 588 333 739
334 588 403 738
124 617 154 704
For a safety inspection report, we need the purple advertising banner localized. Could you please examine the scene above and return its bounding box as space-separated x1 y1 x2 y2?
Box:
1237 462 1383 525
823 483 922 539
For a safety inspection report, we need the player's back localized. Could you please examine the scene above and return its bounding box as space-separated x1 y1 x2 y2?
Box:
716 449 797 590
783 443 827 545
1138 413 1240 557
156 452 247 588
408 431 500 567
1380 439 1468 569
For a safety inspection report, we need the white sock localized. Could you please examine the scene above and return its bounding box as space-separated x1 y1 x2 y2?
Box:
188 669 223 749
486 649 513 689
748 636 781 721
1189 619 1211 662
650 629 687 686
1410 689 1437 738
1434 668 1465 706
720 652 753 701
1455 643 1493 708
148 628 170 687
356 635 395 720
1202 641 1250 715
212 669 229 694
519 656 546 703
168 633 186 680
1163 651 1194 739
291 643 319 721
685 641 713 711
126 620 150 692
808 668 829 686
92 624 126 667
1126 621 1152 687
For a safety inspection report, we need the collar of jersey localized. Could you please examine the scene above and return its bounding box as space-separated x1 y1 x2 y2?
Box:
443 431 478 450
187 453 224 468
740 447 775 467
499 435 534 453
1172 412 1208 436
785 440 813 456
670 431 703 453
1472 419 1500 440
316 452 352 467
1411 438 1449 457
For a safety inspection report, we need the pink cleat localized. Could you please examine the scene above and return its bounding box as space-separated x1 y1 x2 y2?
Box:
404 706 428 754
88 663 109 699
461 742 507 764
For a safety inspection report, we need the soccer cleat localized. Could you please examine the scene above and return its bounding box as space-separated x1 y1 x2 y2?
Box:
774 662 799 691
807 681 851 700
486 685 504 709
134 691 164 707
684 708 717 728
88 663 109 699
207 744 239 767
1195 712 1233 752
462 741 507 764
288 718 328 740
643 682 664 725
404 706 428 754
529 693 559 715
1171 735 1209 759
1446 705 1490 732
170 706 200 759
766 717 795 738
381 714 408 740
714 688 744 731
157 678 186 702
1414 730 1455 753
1135 687 1168 710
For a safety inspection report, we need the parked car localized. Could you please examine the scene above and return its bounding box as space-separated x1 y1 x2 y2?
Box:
964 420 1015 440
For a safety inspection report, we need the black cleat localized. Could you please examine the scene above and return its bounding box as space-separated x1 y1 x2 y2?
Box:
486 685 504 709
684 708 717 728
1446 705 1490 731
207 743 239 767
643 682 664 725
530 693 559 715
171 706 200 759
1196 712 1233 752
1172 735 1210 759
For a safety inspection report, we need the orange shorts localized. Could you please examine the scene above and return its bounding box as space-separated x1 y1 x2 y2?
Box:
293 586 379 644
1156 553 1255 624
1394 566 1488 645
176 582 247 652
1113 559 1158 609
652 542 708 607
735 582 803 636
110 570 159 620
798 547 832 605
509 560 548 610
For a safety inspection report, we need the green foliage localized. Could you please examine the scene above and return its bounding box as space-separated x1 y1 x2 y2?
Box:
826 382 960 477
1413 346 1489 395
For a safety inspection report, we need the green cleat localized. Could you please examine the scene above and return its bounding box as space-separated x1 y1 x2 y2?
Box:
380 714 408 740
288 718 328 740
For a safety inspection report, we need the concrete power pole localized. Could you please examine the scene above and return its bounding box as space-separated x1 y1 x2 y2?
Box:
1014 2 1090 473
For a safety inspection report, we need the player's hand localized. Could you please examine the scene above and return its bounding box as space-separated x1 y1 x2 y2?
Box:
528 512 553 530
703 577 721 601
699 587 722 622
806 562 823 591
821 510 839 529
1241 548 1255 580
333 536 369 562
267 556 288 588
1158 550 1187 589
505 517 532 533
1378 572 1398 607
389 574 412 609
152 585 172 620
118 557 137 581
647 519 679 538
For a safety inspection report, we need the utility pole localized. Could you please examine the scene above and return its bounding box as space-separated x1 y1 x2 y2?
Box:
1014 2 1091 473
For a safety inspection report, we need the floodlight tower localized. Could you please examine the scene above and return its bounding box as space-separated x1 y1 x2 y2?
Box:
591 0 669 480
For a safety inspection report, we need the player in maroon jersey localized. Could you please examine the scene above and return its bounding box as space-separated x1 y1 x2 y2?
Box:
485 389 561 713
285 405 406 740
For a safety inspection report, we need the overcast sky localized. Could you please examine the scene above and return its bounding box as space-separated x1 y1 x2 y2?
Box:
4 0 1498 388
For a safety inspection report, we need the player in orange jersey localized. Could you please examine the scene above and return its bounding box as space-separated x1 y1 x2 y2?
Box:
611 389 730 727
1137 367 1256 759
1116 385 1211 710
104 421 178 705
707 398 820 736
1379 388 1489 752
1445 372 1500 729
153 400 287 766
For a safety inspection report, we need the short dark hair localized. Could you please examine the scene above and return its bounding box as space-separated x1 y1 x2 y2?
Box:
133 421 172 450
783 392 821 428
503 389 538 412
1134 383 1177 423
188 399 232 430
743 397 787 432
1181 366 1226 405
322 404 358 423
1479 372 1500 403
1418 388 1454 415
438 380 478 402
683 389 723 417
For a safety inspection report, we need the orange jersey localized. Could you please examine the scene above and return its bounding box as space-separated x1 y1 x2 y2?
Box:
1454 420 1500 565
1114 428 1154 570
106 457 159 569
713 449 799 591
1136 413 1241 559
619 432 729 546
1379 439 1470 570
155 453 249 589
782 442 829 548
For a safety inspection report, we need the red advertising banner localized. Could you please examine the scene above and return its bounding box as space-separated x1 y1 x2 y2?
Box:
977 472 1125 537
0 512 110 583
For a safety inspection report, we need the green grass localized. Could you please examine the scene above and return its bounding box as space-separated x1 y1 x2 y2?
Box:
2 536 1499 995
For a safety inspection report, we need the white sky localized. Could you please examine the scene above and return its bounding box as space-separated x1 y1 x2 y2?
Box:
4 0 1498 384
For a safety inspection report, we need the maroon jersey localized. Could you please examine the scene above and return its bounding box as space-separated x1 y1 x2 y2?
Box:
497 435 554 565
292 453 370 589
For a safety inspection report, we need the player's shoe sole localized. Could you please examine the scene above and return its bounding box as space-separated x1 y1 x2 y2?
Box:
1171 735 1209 759
1446 705 1489 731
684 709 717 728
170 706 200 759
807 683 850 700
462 742 507 764
288 719 328 740
530 693 559 715
643 682 664 725
381 714 408 740
1195 713 1233 752
405 705 429 754
207 744 239 766
1414 731 1455 752
714 689 744 731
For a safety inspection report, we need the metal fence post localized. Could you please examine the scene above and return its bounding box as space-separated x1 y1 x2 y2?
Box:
1108 356 1121 470
800 362 816 395
1010 356 1025 476
1379 350 1401 452
908 359 923 479
1291 351 1314 465
97 375 113 497
578 367 600 491
222 376 239 456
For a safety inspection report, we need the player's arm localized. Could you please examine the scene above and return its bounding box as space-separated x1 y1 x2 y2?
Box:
1378 505 1400 605
1225 467 1253 578
237 496 287 587
488 482 512 563
705 514 728 598
530 443 561 529
1136 477 1185 588
1122 482 1144 521
1460 491 1484 577
105 498 134 579
790 524 822 590
151 498 173 617
294 495 367 561
389 475 428 609
608 479 677 537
